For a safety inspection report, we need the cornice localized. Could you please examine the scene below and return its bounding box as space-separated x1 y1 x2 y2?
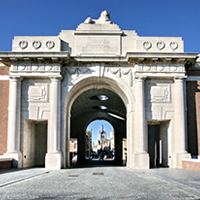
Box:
126 52 199 65
0 51 70 67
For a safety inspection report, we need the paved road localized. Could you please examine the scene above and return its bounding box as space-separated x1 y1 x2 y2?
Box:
0 161 200 200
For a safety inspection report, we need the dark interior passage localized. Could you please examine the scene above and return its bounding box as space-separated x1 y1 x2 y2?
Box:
148 122 169 168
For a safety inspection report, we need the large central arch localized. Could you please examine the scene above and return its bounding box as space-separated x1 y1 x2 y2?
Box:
63 76 134 168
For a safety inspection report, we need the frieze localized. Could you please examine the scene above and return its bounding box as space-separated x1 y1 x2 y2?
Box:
107 68 133 87
10 63 61 73
135 63 185 73
62 67 92 86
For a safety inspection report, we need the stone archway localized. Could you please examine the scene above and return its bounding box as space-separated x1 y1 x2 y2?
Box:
63 76 132 168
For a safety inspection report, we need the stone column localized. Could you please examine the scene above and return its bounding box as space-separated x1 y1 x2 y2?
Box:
173 76 191 167
45 76 62 169
64 113 71 168
78 133 86 164
132 76 149 169
5 76 22 168
114 132 123 163
127 108 134 168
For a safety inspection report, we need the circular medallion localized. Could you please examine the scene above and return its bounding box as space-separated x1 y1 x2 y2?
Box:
170 42 178 50
157 64 164 71
32 41 41 49
32 64 39 71
143 41 152 50
19 41 28 49
46 41 55 49
143 65 151 71
18 65 26 71
157 42 165 50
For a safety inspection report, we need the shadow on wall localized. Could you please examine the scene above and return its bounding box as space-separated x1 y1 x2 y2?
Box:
186 81 198 157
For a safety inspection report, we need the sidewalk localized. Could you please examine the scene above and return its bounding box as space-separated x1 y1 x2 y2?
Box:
0 168 49 187
142 168 200 195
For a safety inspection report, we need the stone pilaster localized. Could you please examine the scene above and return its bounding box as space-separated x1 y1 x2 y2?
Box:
5 76 22 168
45 75 62 169
64 113 71 168
132 76 149 169
172 76 191 168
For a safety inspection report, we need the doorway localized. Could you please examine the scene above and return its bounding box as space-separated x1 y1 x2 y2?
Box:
148 121 169 168
23 120 47 168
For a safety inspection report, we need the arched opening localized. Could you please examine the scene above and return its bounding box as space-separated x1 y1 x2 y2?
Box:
63 76 134 168
68 86 127 167
86 120 115 163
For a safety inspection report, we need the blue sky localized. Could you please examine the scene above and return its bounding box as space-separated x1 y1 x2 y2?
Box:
0 0 200 52
86 120 114 145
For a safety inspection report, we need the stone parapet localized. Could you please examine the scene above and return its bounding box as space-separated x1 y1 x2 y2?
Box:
182 159 200 171
0 157 12 170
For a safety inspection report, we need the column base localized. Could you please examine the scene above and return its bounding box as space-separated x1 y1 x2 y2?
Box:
171 152 191 168
45 152 62 170
131 153 149 169
4 152 22 168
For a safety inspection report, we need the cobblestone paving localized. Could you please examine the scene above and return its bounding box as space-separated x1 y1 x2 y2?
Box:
0 163 200 200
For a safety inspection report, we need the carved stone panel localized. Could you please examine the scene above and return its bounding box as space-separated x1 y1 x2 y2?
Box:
75 35 120 55
149 84 170 103
28 84 49 103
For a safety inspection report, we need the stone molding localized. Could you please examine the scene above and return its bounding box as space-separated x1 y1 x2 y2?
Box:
0 52 70 67
10 63 61 74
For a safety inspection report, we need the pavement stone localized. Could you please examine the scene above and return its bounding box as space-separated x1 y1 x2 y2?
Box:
0 168 49 187
0 162 199 200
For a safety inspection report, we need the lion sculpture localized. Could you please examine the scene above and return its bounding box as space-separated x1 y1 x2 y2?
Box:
84 10 113 24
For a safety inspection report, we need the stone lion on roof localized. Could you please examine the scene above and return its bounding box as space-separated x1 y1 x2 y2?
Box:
84 10 113 24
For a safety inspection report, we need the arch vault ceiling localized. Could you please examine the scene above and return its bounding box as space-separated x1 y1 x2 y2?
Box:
71 88 126 119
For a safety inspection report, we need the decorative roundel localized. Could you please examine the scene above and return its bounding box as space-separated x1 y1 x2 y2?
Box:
157 42 165 50
19 41 28 49
143 41 152 50
143 65 151 71
46 41 55 49
170 42 178 50
32 41 41 49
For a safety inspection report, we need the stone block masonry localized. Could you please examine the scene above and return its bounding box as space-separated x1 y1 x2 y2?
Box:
0 68 9 155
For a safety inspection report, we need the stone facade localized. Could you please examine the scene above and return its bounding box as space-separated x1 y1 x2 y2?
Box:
0 11 199 169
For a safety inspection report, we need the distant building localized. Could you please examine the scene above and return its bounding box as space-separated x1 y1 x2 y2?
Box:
97 125 110 152
86 130 92 157
92 142 98 154
70 138 77 164
122 138 127 160
70 138 77 153
109 130 115 151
